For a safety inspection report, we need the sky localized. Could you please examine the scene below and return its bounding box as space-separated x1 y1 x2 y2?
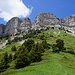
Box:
0 0 75 25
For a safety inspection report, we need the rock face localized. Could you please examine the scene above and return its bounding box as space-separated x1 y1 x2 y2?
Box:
32 12 60 28
60 15 75 27
5 17 22 35
1 12 75 36
4 17 31 35
20 18 31 32
0 24 5 36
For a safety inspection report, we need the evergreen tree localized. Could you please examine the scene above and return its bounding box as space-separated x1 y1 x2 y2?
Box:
15 48 30 69
42 40 50 49
23 39 35 52
56 39 64 51
11 45 16 51
29 43 43 62
0 52 9 73
3 52 9 65
9 54 12 62
52 39 65 53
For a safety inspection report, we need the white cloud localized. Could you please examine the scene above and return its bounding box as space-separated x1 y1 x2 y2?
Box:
0 0 33 21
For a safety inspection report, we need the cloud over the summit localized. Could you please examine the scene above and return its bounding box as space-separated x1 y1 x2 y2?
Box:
0 0 33 21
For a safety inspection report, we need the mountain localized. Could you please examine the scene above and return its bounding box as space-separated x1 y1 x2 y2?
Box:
5 17 22 35
4 17 31 35
60 15 75 26
20 18 31 33
32 12 60 29
0 12 75 36
0 24 5 36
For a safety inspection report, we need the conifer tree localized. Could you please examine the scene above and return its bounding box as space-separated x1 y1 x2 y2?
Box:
0 52 9 72
15 48 30 69
9 54 12 62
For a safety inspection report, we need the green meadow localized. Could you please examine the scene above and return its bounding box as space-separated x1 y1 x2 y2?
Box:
1 29 75 75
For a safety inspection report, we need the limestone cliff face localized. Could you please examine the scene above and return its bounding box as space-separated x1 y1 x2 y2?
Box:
0 24 5 36
4 17 31 35
32 12 60 28
5 17 22 35
20 18 31 32
1 12 75 36
60 15 75 27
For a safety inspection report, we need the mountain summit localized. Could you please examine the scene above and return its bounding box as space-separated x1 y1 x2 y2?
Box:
0 12 75 36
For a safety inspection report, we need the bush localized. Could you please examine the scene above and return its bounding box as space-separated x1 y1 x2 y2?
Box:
9 54 12 62
52 39 65 53
42 40 50 49
12 37 22 42
52 44 59 53
11 45 16 51
56 39 64 51
23 39 35 52
40 35 45 40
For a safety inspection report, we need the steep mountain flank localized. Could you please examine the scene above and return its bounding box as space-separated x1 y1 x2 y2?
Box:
20 18 31 32
0 24 5 36
0 12 75 35
60 15 75 26
32 12 60 28
5 17 22 35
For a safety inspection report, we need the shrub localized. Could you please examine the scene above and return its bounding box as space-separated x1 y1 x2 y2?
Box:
42 40 50 49
11 45 16 51
52 39 65 53
40 35 45 40
9 54 12 62
23 39 35 52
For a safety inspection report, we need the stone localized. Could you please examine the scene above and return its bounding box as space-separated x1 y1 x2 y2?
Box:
32 12 60 29
0 24 5 36
5 17 22 35
20 18 31 32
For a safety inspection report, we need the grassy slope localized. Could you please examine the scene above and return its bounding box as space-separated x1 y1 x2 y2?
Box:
0 42 20 53
1 29 75 75
8 29 75 75
8 51 75 75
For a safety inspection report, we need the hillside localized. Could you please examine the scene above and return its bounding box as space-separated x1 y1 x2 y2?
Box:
0 29 75 75
8 52 75 75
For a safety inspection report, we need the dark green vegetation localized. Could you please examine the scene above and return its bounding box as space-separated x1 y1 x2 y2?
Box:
0 29 75 75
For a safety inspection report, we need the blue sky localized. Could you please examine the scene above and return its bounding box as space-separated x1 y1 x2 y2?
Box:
0 0 75 24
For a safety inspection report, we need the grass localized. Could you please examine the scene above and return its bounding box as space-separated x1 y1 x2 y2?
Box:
8 51 75 75
1 29 75 75
0 42 20 54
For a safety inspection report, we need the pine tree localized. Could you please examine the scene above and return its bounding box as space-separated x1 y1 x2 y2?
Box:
0 52 9 73
15 48 30 69
9 54 12 62
11 45 16 51
3 52 9 66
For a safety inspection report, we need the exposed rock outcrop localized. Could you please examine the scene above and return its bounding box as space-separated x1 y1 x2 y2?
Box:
0 24 5 36
1 12 75 36
32 12 60 29
60 15 75 26
20 18 31 32
5 17 22 35
4 17 31 35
